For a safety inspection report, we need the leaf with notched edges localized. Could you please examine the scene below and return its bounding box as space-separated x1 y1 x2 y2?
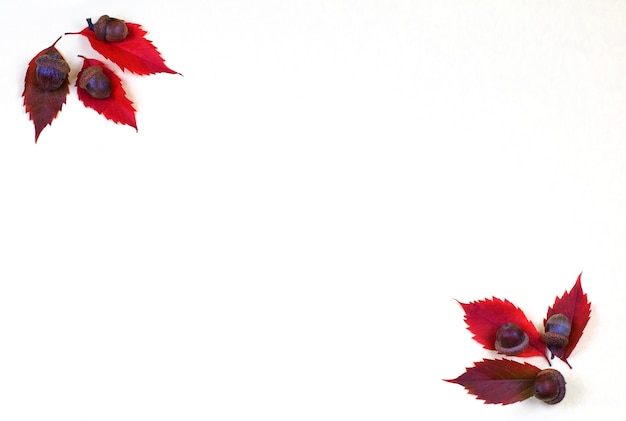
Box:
68 18 180 75
445 359 541 405
23 37 70 142
544 273 591 367
76 56 137 130
458 297 548 362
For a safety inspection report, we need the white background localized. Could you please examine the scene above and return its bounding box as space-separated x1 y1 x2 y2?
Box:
1 0 626 420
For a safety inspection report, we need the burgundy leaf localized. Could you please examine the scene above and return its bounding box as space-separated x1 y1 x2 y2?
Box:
458 298 548 361
76 56 137 130
445 359 541 405
23 37 70 142
544 273 591 367
68 18 180 75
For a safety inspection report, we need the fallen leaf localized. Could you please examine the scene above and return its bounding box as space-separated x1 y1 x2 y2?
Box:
544 273 591 367
445 359 541 405
76 56 137 130
23 37 70 142
458 297 548 362
68 19 180 75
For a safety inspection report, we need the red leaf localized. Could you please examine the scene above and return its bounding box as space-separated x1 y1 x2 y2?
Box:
68 20 179 75
23 37 70 142
445 359 541 404
544 273 591 367
76 57 137 130
458 298 548 362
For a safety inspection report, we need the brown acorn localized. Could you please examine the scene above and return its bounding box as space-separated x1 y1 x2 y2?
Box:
79 66 112 99
35 54 70 91
494 322 529 355
533 368 566 404
89 15 129 42
543 313 571 358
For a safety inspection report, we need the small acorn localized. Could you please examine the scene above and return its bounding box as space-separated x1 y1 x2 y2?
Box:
543 313 571 358
533 368 566 404
79 66 112 99
35 54 70 91
89 15 129 42
495 322 529 355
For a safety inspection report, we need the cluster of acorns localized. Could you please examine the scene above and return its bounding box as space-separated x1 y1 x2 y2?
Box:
25 13 178 141
34 16 127 99
496 314 571 359
447 279 591 406
495 314 571 404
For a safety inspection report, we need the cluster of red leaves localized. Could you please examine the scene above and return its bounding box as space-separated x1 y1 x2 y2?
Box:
445 274 591 405
23 16 180 142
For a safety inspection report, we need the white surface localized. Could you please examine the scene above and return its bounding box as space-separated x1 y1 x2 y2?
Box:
2 0 626 420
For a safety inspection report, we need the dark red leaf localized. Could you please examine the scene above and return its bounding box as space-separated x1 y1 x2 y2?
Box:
68 20 179 75
23 37 70 142
445 359 541 405
76 56 137 130
458 298 548 362
544 273 591 367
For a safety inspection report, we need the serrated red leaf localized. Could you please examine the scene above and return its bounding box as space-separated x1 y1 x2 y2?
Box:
76 57 137 130
23 38 70 142
458 298 548 362
70 21 179 75
445 359 541 405
544 273 591 367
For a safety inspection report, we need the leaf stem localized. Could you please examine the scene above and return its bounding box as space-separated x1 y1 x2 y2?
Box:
51 35 63 47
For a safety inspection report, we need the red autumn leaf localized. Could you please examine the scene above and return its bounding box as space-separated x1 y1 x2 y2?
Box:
76 56 137 130
23 37 70 142
445 359 541 405
458 297 548 362
544 273 591 367
67 18 179 75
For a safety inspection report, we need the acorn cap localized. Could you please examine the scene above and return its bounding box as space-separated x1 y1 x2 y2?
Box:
93 15 110 41
79 66 112 99
35 54 70 91
35 54 70 74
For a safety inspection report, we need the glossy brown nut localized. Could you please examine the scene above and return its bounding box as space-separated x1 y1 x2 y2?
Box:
533 368 566 404
93 15 129 42
35 54 70 91
79 66 112 99
543 313 571 357
495 322 529 355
